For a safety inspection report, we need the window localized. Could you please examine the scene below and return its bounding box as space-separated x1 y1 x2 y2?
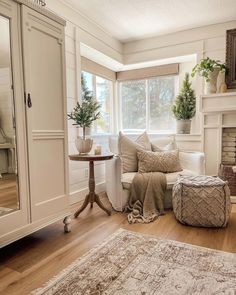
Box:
120 76 177 133
82 71 113 134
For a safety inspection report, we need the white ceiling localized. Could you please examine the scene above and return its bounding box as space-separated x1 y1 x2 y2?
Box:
62 0 236 42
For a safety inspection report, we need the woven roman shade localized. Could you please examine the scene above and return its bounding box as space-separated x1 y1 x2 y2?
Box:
81 57 116 82
116 63 179 81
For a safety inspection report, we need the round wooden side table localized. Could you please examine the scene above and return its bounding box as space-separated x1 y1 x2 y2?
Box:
69 153 114 218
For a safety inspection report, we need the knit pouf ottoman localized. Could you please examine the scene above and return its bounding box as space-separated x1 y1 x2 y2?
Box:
172 175 232 227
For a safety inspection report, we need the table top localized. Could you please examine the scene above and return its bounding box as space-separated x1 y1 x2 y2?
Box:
69 153 114 162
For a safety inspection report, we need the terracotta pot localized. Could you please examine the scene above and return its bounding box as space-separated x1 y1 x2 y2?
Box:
176 119 191 134
75 137 93 154
204 68 220 94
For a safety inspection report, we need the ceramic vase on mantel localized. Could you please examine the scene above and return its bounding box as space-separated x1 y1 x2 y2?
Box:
217 70 227 93
204 68 220 94
176 119 191 134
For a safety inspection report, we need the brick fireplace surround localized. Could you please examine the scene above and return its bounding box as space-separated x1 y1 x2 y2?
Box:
201 92 236 199
222 128 236 164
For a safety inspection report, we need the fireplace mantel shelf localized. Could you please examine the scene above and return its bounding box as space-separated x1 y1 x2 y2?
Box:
200 92 236 113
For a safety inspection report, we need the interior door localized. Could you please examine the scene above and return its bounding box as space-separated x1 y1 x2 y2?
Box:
21 6 69 222
0 0 29 244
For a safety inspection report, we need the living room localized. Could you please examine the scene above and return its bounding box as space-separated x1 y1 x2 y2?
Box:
0 0 236 294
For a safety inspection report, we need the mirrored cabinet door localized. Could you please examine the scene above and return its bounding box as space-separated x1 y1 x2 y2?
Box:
0 0 29 242
0 15 19 217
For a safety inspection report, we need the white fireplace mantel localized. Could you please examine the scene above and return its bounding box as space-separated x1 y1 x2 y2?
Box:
201 92 236 199
200 92 236 113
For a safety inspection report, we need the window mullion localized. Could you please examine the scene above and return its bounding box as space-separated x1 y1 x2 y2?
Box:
93 74 97 134
118 82 123 132
146 79 149 132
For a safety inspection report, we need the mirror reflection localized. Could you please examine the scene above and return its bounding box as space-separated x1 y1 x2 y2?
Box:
0 15 19 216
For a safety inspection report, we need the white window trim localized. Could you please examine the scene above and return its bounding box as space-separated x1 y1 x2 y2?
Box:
82 70 115 135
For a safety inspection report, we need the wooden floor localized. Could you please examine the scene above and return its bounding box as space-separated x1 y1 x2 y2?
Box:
1 194 236 295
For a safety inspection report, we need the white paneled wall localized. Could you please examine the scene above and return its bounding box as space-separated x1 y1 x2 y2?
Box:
64 22 109 204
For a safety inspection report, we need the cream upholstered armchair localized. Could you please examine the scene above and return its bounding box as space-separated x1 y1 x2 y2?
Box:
105 135 205 211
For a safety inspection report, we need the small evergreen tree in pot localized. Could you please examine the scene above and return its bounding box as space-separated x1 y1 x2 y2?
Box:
172 73 196 134
68 73 101 154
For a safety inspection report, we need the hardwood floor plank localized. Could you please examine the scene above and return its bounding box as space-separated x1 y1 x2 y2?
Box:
0 267 20 293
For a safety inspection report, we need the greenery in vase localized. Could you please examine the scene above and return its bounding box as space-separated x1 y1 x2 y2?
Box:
172 73 196 120
68 73 101 140
191 57 227 81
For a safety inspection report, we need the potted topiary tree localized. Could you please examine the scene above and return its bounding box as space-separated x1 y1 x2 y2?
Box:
172 73 196 134
68 73 101 154
191 57 227 94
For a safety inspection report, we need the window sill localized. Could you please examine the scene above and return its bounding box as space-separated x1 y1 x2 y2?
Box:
91 133 113 137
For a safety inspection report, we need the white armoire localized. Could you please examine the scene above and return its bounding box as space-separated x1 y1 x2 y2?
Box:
0 0 71 247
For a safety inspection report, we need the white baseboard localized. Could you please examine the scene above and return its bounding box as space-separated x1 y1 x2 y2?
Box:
230 196 236 204
69 182 106 204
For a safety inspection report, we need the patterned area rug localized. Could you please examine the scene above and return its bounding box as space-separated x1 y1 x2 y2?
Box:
32 229 236 295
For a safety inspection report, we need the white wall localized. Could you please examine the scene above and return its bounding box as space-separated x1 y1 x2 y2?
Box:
46 1 117 203
47 0 123 63
123 21 236 134
45 2 236 201
63 22 109 204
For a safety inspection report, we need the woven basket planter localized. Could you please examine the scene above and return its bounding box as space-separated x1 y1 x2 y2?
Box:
219 164 236 196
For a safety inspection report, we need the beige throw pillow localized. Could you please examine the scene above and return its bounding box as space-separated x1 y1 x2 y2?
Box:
137 149 182 173
151 136 177 152
118 131 152 173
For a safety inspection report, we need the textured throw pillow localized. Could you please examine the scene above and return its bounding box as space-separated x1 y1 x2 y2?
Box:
118 131 152 173
151 136 177 152
137 149 182 173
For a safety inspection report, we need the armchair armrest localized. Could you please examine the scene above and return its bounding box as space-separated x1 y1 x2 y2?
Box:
105 155 124 211
179 151 205 175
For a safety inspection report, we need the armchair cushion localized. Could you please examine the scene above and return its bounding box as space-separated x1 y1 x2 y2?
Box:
121 169 197 190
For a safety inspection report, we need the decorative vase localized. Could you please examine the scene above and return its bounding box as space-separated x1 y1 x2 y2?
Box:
220 82 227 93
204 68 220 94
176 119 191 134
75 137 93 154
217 71 227 93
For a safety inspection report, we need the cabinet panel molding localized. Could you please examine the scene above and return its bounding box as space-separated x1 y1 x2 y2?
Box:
22 5 69 222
